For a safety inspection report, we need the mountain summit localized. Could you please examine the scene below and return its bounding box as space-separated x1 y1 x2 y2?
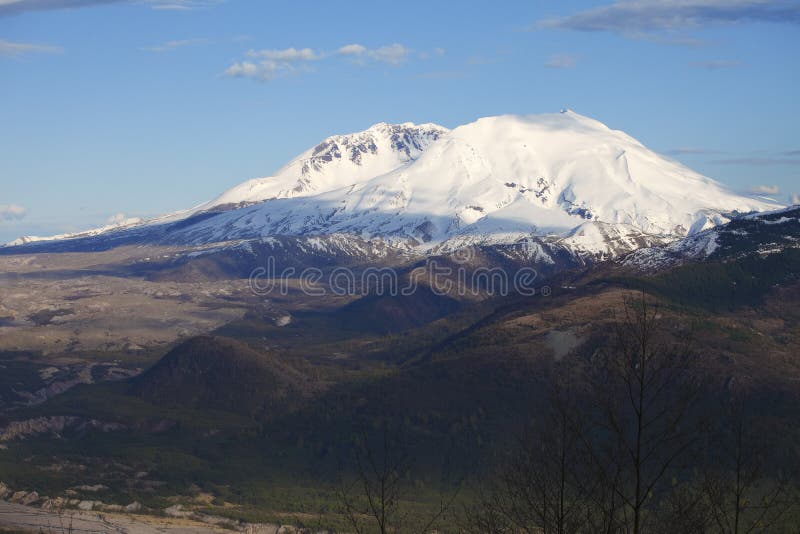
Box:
6 111 779 258
204 121 448 209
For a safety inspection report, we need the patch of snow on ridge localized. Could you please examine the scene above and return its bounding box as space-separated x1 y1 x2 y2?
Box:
203 122 448 208
762 216 798 225
7 217 144 246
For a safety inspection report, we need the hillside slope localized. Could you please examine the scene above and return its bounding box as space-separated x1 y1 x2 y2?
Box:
130 336 310 418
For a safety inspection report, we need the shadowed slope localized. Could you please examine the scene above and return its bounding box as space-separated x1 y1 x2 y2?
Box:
131 336 309 418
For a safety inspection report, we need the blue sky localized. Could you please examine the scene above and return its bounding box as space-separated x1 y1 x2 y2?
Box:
1 0 798 243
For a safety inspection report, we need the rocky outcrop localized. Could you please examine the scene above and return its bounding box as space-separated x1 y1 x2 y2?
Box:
125 501 142 513
77 500 100 511
0 481 321 533
0 416 79 441
0 416 126 442
72 484 107 492
6 490 40 506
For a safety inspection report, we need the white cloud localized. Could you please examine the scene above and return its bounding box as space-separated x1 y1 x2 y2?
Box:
337 43 410 64
224 47 320 82
545 53 578 69
369 44 410 65
337 43 367 56
791 193 800 205
664 146 722 155
0 0 221 17
224 47 320 81
537 1 800 43
142 38 207 53
714 157 800 166
0 204 26 221
0 38 61 57
0 0 123 17
246 47 318 61
225 60 271 80
147 0 216 9
107 213 127 224
750 184 780 195
106 213 141 226
225 42 419 82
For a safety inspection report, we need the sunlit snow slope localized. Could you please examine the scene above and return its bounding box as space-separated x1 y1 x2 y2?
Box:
7 111 780 257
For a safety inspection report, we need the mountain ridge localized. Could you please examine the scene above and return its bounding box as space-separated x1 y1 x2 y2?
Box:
5 111 781 263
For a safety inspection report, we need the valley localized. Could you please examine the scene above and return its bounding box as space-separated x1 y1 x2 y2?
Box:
1 214 799 530
1 114 798 532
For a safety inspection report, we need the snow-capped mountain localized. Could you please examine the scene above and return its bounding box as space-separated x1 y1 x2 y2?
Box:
203 122 448 209
5 111 780 262
622 206 800 270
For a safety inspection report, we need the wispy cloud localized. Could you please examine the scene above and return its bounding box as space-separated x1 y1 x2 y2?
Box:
690 59 742 69
107 213 127 224
537 1 800 43
338 43 411 65
664 146 722 156
791 193 800 205
106 212 141 225
0 0 221 17
749 184 780 195
337 43 366 56
545 53 578 69
418 47 445 60
0 0 123 17
147 0 220 10
369 43 410 65
225 46 320 81
0 38 61 57
0 204 26 221
142 38 207 52
247 47 319 61
713 157 800 166
224 61 277 81
669 147 800 161
637 34 708 46
226 43 424 82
